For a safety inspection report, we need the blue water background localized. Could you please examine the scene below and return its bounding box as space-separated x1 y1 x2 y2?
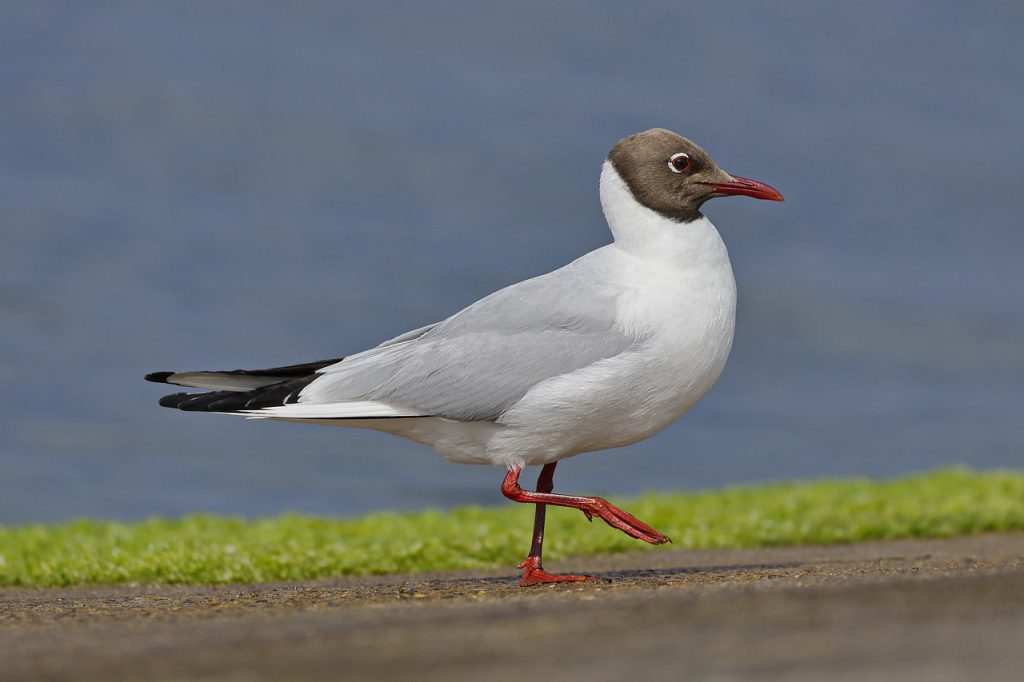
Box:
1 2 1021 522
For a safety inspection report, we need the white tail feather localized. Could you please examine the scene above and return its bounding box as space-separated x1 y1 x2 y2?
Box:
240 401 432 420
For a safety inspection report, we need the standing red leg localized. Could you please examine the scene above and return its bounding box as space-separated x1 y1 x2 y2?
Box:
503 464 670 587
515 463 600 586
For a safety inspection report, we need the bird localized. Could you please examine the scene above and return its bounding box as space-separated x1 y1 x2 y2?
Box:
146 128 783 586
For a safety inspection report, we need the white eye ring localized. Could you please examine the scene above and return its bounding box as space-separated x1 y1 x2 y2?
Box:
668 152 691 173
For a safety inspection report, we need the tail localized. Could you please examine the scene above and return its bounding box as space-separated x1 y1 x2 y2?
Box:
145 358 343 413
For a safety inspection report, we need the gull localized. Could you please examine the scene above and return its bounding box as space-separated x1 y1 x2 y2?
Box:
146 129 783 586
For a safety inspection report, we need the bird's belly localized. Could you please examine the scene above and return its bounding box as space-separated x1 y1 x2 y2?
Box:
490 300 736 467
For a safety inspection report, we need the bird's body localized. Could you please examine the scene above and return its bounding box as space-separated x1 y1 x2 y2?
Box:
148 129 781 585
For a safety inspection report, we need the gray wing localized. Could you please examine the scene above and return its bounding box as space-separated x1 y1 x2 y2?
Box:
301 259 637 421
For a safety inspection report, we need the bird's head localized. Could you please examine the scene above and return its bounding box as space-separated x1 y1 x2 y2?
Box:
607 128 783 223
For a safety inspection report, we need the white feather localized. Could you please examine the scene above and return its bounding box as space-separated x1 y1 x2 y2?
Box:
239 401 432 420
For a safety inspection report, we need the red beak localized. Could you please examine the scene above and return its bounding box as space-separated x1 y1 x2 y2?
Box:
703 176 784 202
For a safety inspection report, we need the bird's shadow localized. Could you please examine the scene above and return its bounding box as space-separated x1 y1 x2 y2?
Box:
420 560 808 592
591 561 805 583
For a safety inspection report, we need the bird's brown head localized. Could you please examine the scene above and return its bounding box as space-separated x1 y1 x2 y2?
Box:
607 128 783 223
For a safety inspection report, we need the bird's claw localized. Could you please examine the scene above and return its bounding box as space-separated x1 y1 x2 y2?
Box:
583 497 670 545
516 556 602 587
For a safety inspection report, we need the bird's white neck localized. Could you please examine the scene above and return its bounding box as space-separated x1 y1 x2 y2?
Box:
599 161 728 267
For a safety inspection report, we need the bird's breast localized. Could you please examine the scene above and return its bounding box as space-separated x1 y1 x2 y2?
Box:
614 250 737 419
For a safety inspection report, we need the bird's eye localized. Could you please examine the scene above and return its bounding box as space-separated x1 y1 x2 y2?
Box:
668 152 691 173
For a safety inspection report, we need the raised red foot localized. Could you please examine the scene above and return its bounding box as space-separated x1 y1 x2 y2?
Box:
500 466 672 546
517 556 602 587
579 498 672 545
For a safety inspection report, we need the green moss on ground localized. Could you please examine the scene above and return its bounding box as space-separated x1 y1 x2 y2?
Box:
2 467 1022 587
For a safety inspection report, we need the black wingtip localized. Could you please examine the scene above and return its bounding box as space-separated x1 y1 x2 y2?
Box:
159 390 245 412
146 371 175 384
158 392 191 408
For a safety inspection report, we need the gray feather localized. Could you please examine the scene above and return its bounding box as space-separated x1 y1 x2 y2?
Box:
302 254 637 421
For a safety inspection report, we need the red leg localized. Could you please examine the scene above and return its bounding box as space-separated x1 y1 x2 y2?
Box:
504 464 670 587
515 463 600 586
502 465 671 545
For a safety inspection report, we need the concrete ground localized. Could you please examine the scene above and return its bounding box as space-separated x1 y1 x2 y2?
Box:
2 533 1023 681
